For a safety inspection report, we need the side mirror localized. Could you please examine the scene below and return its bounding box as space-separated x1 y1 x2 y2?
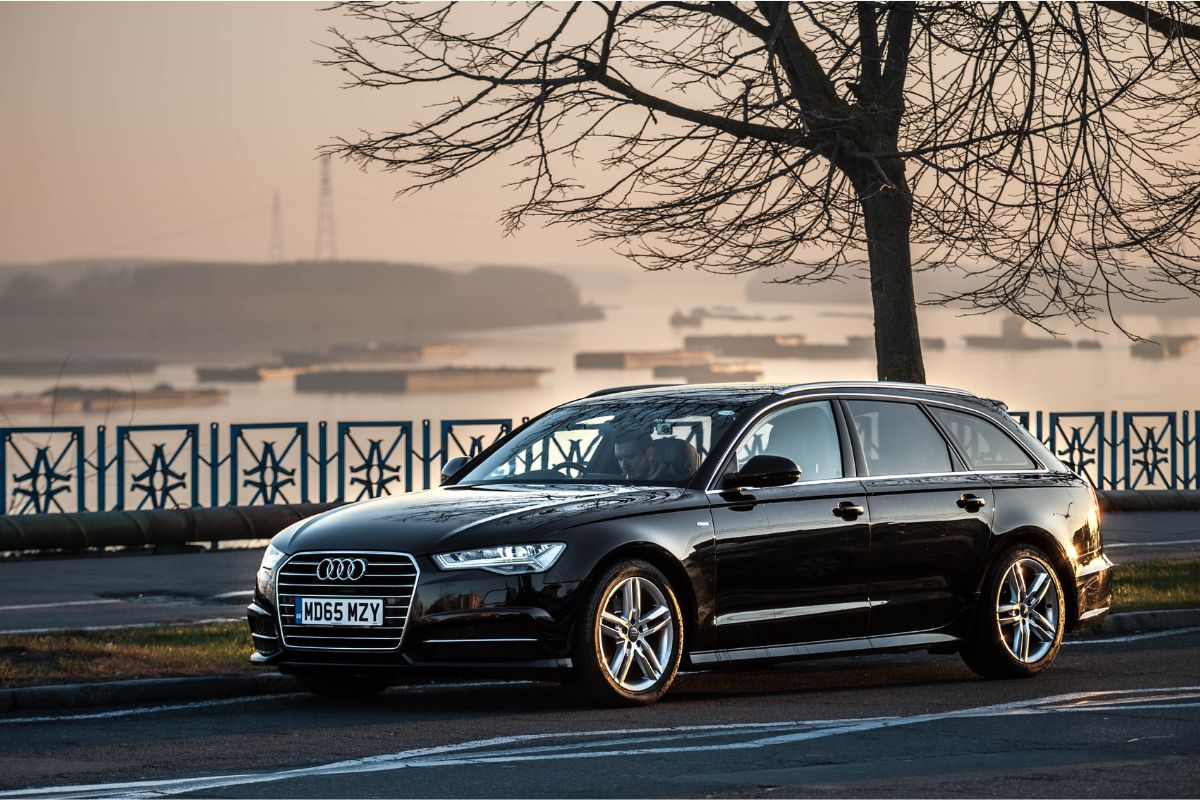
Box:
441 455 471 485
721 454 801 491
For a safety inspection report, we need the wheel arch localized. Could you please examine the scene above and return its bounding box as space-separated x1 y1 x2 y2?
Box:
979 529 1079 627
580 542 699 650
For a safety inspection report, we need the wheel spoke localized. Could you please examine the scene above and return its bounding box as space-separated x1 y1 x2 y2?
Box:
1013 563 1027 596
641 605 670 634
1029 610 1057 641
600 621 625 641
1020 620 1032 661
1026 571 1049 605
636 640 663 680
609 640 629 677
617 641 635 683
1012 619 1024 659
601 610 629 631
622 579 634 618
1004 570 1022 603
632 578 643 618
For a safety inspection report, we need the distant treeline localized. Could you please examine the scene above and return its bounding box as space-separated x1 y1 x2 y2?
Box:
0 260 603 359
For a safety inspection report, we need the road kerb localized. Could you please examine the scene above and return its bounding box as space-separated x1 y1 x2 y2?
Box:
1091 607 1200 636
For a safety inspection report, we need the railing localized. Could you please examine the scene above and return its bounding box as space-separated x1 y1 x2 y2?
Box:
0 411 1196 515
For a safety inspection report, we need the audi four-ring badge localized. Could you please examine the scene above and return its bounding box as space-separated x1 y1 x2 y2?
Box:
315 558 367 582
247 382 1113 706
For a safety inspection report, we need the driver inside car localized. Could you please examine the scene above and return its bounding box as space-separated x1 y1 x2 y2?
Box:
613 432 693 481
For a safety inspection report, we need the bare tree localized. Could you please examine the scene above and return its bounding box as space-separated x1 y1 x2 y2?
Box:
323 2 1200 383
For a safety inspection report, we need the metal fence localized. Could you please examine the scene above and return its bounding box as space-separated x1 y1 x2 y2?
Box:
1 411 1196 515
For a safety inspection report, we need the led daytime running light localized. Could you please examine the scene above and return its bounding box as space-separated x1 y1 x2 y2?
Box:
433 542 565 574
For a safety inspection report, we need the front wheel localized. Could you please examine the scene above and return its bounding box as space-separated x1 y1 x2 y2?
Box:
961 546 1066 679
567 559 684 707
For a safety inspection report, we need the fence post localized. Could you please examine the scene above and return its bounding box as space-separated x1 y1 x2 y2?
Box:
96 425 107 512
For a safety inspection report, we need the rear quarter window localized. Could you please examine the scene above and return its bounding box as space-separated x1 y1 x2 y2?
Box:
929 406 1037 470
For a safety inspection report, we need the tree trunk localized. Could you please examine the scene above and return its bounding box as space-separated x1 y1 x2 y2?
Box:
859 182 926 383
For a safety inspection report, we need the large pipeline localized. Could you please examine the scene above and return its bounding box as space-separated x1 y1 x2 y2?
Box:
0 503 340 553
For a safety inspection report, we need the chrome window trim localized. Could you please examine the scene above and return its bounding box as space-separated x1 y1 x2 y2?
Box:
839 393 1050 476
275 549 420 653
704 475 863 498
705 391 1055 492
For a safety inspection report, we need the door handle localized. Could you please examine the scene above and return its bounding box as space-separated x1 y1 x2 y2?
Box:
832 501 866 521
957 493 987 512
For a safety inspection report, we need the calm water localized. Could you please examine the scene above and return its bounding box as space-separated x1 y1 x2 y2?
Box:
0 299 1197 433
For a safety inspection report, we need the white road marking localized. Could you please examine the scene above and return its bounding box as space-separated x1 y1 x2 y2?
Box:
1065 627 1200 645
0 695 290 725
4 686 1196 799
0 600 123 612
1106 538 1200 548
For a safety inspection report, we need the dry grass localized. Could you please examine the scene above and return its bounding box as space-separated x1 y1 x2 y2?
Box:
1112 557 1200 613
0 622 254 688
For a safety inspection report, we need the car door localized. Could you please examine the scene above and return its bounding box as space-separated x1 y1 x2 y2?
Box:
710 399 871 651
842 398 995 638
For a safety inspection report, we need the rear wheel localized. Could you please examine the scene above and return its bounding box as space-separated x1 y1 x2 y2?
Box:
961 546 1065 679
294 669 393 699
567 559 684 707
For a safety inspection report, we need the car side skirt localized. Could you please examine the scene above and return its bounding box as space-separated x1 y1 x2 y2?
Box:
688 631 961 665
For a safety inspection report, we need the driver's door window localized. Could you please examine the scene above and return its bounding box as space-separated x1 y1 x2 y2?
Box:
731 401 843 482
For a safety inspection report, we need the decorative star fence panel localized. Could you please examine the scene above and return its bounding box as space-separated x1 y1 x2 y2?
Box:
1 411 1197 514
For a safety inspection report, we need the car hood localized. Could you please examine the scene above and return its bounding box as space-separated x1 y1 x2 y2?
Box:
275 483 691 555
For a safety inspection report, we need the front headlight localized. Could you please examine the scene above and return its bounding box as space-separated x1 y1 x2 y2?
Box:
256 543 287 598
432 542 565 575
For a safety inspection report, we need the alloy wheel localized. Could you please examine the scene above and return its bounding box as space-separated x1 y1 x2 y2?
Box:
596 576 675 692
996 557 1060 664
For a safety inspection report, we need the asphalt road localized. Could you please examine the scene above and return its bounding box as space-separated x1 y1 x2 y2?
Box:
0 628 1197 798
0 510 1197 634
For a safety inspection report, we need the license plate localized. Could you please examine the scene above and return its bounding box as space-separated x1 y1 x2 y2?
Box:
294 597 384 627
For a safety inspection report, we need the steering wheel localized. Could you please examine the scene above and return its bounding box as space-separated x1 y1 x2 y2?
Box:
551 460 591 477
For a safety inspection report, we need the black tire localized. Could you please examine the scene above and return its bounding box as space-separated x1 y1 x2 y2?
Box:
294 669 393 699
566 559 684 707
961 546 1066 679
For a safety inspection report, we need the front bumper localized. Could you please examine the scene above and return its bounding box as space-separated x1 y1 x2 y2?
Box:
248 562 581 673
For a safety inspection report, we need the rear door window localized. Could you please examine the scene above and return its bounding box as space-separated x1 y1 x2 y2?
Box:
928 406 1036 470
846 400 952 476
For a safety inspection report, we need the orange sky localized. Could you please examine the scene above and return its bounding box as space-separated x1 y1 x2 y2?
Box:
0 2 625 269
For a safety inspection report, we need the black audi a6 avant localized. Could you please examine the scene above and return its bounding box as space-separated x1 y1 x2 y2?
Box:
247 382 1113 706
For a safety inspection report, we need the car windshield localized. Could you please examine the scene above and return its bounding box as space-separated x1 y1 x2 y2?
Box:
457 394 755 486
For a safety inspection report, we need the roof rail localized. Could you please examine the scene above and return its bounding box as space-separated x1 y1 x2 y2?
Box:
779 381 978 397
584 383 679 398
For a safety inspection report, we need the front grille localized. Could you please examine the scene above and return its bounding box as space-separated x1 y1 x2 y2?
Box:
276 551 419 651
